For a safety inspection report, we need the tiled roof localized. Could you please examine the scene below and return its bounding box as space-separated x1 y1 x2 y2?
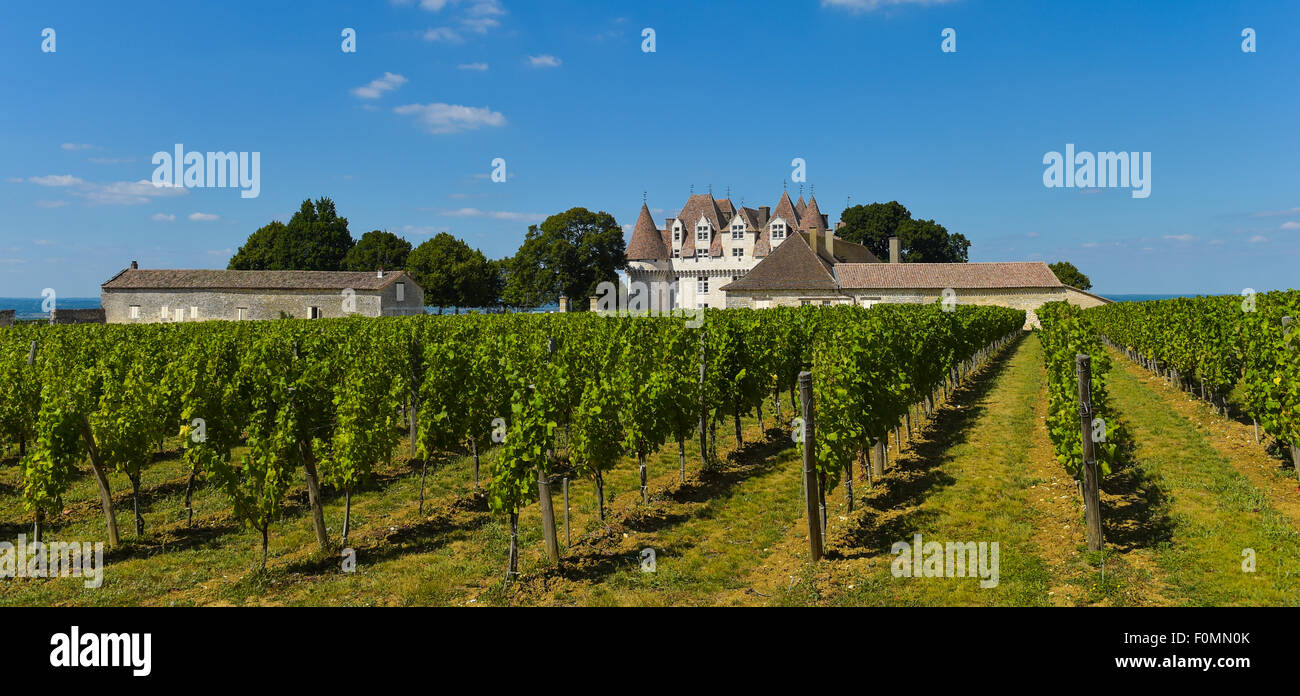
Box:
102 268 417 291
720 232 838 292
802 195 825 230
835 262 1065 289
795 195 806 217
627 203 670 260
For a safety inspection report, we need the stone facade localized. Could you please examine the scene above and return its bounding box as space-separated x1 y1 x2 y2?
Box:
100 267 425 324
50 308 107 325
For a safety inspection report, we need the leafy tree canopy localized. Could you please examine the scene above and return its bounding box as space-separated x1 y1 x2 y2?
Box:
837 201 970 263
342 229 412 272
1048 261 1092 290
503 207 625 310
407 232 498 312
228 197 354 270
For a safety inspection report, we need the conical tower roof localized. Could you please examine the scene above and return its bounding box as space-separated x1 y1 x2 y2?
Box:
626 202 670 260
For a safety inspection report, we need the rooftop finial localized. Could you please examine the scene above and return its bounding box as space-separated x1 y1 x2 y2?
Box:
708 183 712 196
642 190 647 204
690 184 694 195
799 183 804 198
810 184 815 198
783 179 787 192
726 185 731 199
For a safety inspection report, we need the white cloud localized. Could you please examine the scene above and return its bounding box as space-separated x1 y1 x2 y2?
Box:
1249 235 1268 243
188 212 220 221
394 103 506 134
528 54 562 68
1280 221 1300 230
422 27 463 42
79 179 189 205
458 62 489 71
34 200 69 208
89 157 134 164
462 17 499 33
1252 207 1300 217
61 143 96 151
1163 234 1195 242
1081 241 1098 248
205 248 232 256
351 72 408 99
152 213 176 222
28 174 84 187
34 239 56 246
438 207 544 222
821 0 958 13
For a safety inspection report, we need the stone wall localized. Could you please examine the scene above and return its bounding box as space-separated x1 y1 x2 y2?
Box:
0 310 13 327
50 308 106 325
102 281 424 324
724 286 1113 328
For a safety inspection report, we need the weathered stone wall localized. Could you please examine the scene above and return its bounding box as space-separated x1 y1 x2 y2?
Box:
101 283 424 324
0 310 13 327
50 308 106 325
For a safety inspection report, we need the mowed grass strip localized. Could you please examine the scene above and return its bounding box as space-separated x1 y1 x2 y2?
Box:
807 335 1053 606
1105 360 1300 606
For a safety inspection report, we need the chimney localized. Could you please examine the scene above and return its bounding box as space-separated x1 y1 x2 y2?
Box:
757 206 770 226
377 267 384 278
130 260 138 270
889 236 901 264
834 221 845 231
809 227 820 260
827 232 835 261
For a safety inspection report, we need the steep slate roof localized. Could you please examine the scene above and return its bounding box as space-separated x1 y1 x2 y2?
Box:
720 231 838 292
769 191 801 230
835 262 1065 289
102 268 418 291
795 195 807 216
627 202 670 260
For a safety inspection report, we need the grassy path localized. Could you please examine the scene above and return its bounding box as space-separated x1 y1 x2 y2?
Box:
1102 353 1300 606
786 334 1056 605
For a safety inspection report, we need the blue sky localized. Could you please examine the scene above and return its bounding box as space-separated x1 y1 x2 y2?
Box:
1 0 1297 297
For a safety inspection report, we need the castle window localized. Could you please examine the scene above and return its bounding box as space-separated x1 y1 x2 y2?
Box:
308 306 321 319
237 307 247 320
697 278 709 294
674 229 681 242
696 224 709 241
672 249 680 258
731 247 743 258
772 223 786 240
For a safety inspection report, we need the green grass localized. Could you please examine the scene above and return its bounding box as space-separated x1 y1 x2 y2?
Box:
1105 360 1300 606
823 336 1055 606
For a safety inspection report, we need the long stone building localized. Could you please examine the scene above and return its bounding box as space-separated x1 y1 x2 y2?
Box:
100 262 425 323
721 230 1109 327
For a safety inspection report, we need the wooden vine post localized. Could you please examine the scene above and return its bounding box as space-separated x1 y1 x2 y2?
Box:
27 340 41 542
1286 316 1299 483
1076 354 1103 552
538 337 560 564
798 370 822 562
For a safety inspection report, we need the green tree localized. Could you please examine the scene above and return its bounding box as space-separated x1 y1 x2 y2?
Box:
1048 261 1092 290
228 197 355 270
503 207 626 309
341 230 412 272
837 201 969 263
407 233 497 313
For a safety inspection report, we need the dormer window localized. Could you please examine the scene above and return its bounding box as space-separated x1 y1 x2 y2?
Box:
731 224 744 240
771 222 786 240
696 224 709 242
673 229 681 242
731 247 744 258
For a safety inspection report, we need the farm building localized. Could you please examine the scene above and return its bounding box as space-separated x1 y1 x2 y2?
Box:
100 262 425 323
721 231 1110 327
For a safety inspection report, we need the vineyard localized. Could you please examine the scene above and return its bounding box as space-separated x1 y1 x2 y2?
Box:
3 294 1300 606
